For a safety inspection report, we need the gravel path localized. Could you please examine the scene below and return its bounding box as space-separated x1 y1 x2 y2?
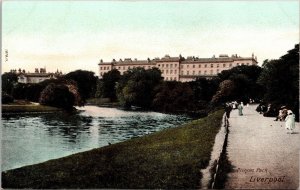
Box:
225 104 300 189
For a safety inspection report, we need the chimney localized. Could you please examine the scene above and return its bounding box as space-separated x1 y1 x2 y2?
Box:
35 68 39 73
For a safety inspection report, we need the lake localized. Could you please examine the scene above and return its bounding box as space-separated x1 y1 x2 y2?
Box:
1 106 191 171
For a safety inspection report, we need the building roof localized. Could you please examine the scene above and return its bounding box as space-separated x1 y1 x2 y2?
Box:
99 54 258 65
18 73 56 77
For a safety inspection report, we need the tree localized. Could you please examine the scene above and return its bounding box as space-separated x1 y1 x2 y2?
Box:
211 80 236 103
63 70 97 102
117 68 162 108
2 72 18 95
39 83 75 110
152 81 196 112
189 77 220 102
258 43 299 120
96 69 120 101
217 65 263 102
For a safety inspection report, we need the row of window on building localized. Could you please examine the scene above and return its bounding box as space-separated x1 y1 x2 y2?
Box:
100 62 253 71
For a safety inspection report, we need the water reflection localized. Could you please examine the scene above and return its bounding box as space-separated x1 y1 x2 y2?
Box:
2 106 191 171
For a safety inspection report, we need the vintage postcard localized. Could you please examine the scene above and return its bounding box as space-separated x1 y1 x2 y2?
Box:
1 1 299 189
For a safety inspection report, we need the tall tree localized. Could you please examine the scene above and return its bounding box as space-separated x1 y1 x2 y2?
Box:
63 70 97 102
117 67 162 108
96 69 120 101
2 72 18 95
258 43 299 120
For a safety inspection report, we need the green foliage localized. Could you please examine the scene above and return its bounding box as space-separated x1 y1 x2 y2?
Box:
63 70 97 102
39 83 75 110
211 80 236 103
117 68 162 108
2 110 224 189
189 77 220 102
96 69 120 101
152 81 196 112
258 44 299 120
215 65 263 103
2 72 18 95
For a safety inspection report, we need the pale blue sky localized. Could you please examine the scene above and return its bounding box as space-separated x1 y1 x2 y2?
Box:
2 1 299 75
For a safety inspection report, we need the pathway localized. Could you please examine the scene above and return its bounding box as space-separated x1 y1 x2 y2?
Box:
225 104 300 189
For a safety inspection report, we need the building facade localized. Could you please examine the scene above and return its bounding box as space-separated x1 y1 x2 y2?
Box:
11 68 63 84
99 54 258 82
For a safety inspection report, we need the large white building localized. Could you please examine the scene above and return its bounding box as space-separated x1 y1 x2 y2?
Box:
99 54 258 82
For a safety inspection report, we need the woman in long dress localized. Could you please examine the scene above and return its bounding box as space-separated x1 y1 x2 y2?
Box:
238 103 243 116
285 110 295 134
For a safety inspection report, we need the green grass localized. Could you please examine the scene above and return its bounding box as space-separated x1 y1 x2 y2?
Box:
2 110 224 189
2 104 61 113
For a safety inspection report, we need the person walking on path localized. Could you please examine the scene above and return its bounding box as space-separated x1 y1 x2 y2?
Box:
238 103 243 116
225 103 233 118
285 110 295 134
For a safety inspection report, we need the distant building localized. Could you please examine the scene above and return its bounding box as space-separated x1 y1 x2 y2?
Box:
98 54 258 82
11 68 63 84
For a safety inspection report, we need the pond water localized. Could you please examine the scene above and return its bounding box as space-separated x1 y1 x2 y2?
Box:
1 106 191 171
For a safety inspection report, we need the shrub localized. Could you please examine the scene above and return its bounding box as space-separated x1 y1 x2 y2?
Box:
39 83 75 110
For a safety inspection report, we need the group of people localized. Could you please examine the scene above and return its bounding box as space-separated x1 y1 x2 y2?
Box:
224 101 244 118
274 106 296 134
226 102 296 134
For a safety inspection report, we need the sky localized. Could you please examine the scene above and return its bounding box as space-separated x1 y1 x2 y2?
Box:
2 1 299 76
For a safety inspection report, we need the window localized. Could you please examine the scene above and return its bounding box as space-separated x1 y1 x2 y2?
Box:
166 64 169 68
198 71 201 74
123 66 125 70
247 63 249 65
170 70 173 74
148 66 151 68
229 63 232 67
217 64 219 68
199 65 201 68
162 64 164 67
223 64 226 67
241 63 244 65
211 64 213 68
170 64 173 68
210 70 213 74
166 77 168 80
158 64 160 67
187 65 189 68
205 64 207 68
237 63 240 66
100 67 102 70
193 65 195 68
166 70 169 74
175 64 177 67
217 69 219 73
180 65 183 69
175 70 177 74
204 70 207 74
118 67 121 69
181 71 184 75
193 71 195 75
162 70 164 74
170 77 172 80
187 71 189 75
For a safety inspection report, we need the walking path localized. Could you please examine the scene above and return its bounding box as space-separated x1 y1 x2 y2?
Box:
225 104 300 189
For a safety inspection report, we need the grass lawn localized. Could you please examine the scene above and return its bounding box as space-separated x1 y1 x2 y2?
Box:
2 104 61 113
2 109 224 189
